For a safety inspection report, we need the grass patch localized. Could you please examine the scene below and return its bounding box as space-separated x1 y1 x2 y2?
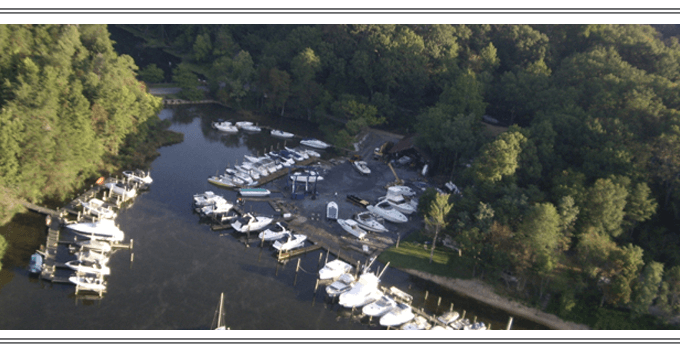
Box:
379 241 472 280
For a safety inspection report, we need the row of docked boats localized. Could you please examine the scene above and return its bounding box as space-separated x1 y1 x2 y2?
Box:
212 120 297 140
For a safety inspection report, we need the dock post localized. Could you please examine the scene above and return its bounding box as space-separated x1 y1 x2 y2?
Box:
296 258 301 273
488 323 492 330
396 234 400 248
325 249 330 265
318 252 323 266
314 279 319 293
450 303 454 312
506 316 513 330
424 290 429 301
437 296 442 313
260 232 266 247
462 310 466 319
130 252 134 269
473 316 477 324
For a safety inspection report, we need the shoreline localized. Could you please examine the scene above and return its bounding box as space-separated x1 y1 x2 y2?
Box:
402 268 590 330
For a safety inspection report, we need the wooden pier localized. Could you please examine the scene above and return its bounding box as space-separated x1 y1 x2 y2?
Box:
276 242 323 261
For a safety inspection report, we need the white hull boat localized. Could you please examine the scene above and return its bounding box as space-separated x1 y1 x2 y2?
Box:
354 211 388 233
463 322 487 330
258 222 290 241
290 170 323 183
235 121 253 128
238 188 271 197
79 198 116 219
66 260 111 275
381 194 416 214
380 303 415 327
75 250 110 264
272 233 307 251
362 295 397 317
338 272 384 308
67 219 124 242
326 273 355 297
231 214 273 233
104 182 137 199
437 311 460 326
193 191 225 208
326 201 338 220
235 165 260 180
240 162 269 176
402 315 432 330
319 259 353 280
300 138 331 149
285 147 309 159
212 121 238 133
271 129 294 138
208 175 237 188
280 150 304 162
69 273 107 292
300 149 321 158
352 161 371 175
387 185 417 197
337 219 367 240
367 201 408 223
122 169 153 186
269 151 295 165
226 168 255 184
241 124 261 132
201 201 234 217
75 240 112 253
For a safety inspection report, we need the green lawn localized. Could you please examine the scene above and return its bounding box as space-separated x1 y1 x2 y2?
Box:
378 240 472 279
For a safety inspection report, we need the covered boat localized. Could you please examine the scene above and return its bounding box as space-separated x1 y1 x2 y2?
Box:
352 160 371 175
69 273 107 292
362 295 397 317
326 201 338 220
238 188 271 197
325 273 355 297
272 233 307 251
122 169 153 186
337 219 367 240
354 211 388 233
379 302 415 327
319 259 353 280
367 200 408 223
271 129 294 138
104 181 137 199
300 138 331 149
28 252 43 274
79 198 116 219
65 260 111 275
231 214 273 233
67 219 124 242
258 222 290 241
212 121 238 133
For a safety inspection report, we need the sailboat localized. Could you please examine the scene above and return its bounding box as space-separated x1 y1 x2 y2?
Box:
213 292 229 330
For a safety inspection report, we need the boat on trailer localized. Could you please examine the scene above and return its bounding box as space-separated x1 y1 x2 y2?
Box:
326 201 338 220
337 219 367 240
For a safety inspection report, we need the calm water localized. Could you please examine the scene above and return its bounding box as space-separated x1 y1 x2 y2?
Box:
0 105 547 330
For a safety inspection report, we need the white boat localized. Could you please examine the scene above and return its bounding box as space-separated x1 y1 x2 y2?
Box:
300 138 331 149
280 150 304 162
362 295 397 317
104 181 137 199
69 273 107 292
258 222 290 241
300 149 321 158
201 201 234 217
79 198 116 219
381 194 416 214
122 169 153 186
67 219 125 242
212 121 238 133
235 165 260 180
235 121 253 128
213 293 229 330
74 250 110 264
269 151 295 165
272 233 307 251
337 219 367 240
238 188 271 197
289 170 323 183
464 322 488 330
226 168 255 184
285 147 309 159
241 124 261 132
65 260 111 275
367 200 408 223
354 211 388 233
338 272 384 308
401 315 432 330
326 201 338 220
326 273 356 297
448 318 472 330
271 129 294 138
387 185 417 197
352 160 371 175
437 311 460 326
75 239 112 253
380 302 415 327
319 259 353 280
207 175 237 188
231 213 273 233
240 161 269 176
193 191 225 207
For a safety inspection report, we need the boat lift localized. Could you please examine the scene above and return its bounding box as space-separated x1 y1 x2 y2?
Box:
285 165 320 200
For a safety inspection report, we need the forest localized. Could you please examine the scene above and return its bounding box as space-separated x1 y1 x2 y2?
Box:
3 23 680 328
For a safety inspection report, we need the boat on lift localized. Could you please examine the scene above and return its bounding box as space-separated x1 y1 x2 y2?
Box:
289 170 324 183
74 239 112 253
300 138 331 149
437 311 460 327
122 169 153 186
271 129 294 138
319 259 353 280
65 260 111 275
337 219 367 240
272 232 307 251
354 211 388 233
69 272 107 292
79 198 117 219
75 250 110 264
67 218 125 242
212 121 238 133
367 200 408 223
231 213 273 233
258 222 290 241
104 181 137 199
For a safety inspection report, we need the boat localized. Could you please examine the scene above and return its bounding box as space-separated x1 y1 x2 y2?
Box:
280 149 304 162
300 138 331 149
238 188 271 197
193 191 225 208
401 315 432 330
326 201 338 220
464 322 488 330
448 318 472 330
285 147 309 159
226 168 255 184
387 185 417 197
65 260 111 275
381 194 416 214
258 222 290 241
300 148 321 158
367 200 408 223
212 121 238 133
69 273 107 292
235 121 253 128
362 295 397 317
67 218 125 242
241 124 261 133
79 198 117 219
271 129 294 138
338 272 384 308
272 232 307 251
269 151 295 165
337 219 367 240
325 273 356 297
379 302 415 327
318 259 353 280
231 213 273 233
289 170 324 183
213 292 229 330
239 162 269 177
437 311 460 326
352 160 371 175
354 211 388 233
74 250 110 264
207 175 237 188
200 201 234 217
74 239 112 253
28 252 43 274
104 181 137 199
122 169 153 186
234 165 260 180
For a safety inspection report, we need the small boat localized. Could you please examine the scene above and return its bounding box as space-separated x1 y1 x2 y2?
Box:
241 124 261 133
448 318 472 330
207 175 237 188
337 219 367 240
74 250 110 264
69 273 107 292
280 149 304 162
238 188 271 197
235 121 253 128
122 169 153 186
401 315 432 330
104 181 137 199
326 273 356 297
381 194 416 214
285 147 309 160
213 293 229 330
300 148 321 158
338 272 384 308
226 168 255 184
362 295 397 317
437 311 460 326
367 200 408 223
231 213 273 233
387 185 417 197
352 160 371 175
289 170 323 183
75 239 112 253
234 165 260 180
193 191 225 208
258 222 290 241
354 211 388 233
28 252 43 274
65 260 111 275
300 138 331 149
464 322 488 331
212 121 238 133
269 151 295 165
326 201 338 220
200 201 234 217
319 259 353 280
272 232 307 251
271 129 294 138
379 302 415 327
79 198 116 219
240 162 269 177
67 219 125 242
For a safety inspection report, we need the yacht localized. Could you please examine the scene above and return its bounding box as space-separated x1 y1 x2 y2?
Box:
240 162 269 177
381 194 416 214
271 129 294 138
337 219 367 240
231 213 273 233
338 272 384 308
325 273 355 297
319 259 353 280
272 232 307 251
258 222 290 241
379 302 415 327
362 295 397 317
387 185 417 197
79 198 117 219
300 138 331 149
354 211 388 233
367 200 408 223
67 218 125 242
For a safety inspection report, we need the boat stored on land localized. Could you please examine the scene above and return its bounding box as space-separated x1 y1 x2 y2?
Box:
318 259 353 280
300 138 331 149
238 188 271 197
354 211 388 233
381 194 416 214
326 201 338 220
367 201 408 223
337 219 367 240
352 161 371 175
67 219 125 242
271 129 294 138
272 233 307 251
387 185 416 197
258 222 290 241
79 198 117 219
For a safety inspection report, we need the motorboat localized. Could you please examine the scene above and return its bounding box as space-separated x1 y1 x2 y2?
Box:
272 232 307 251
367 200 408 223
238 188 271 197
448 318 472 330
240 162 269 177
379 302 415 327
326 201 338 220
289 170 323 183
234 165 260 180
241 124 261 133
74 239 112 253
67 218 125 242
104 181 137 199
122 169 153 186
354 211 388 233
401 315 432 330
28 252 43 274
437 311 460 326
74 250 110 264
258 222 290 241
352 160 371 175
212 121 238 133
69 273 107 292
79 198 117 219
338 272 384 308
193 191 225 208
207 175 237 188
235 121 253 128
65 260 111 275
381 194 416 214
285 147 309 160
318 259 353 280
337 219 367 240
226 168 255 184
362 295 397 317
300 138 331 149
201 201 234 217
387 185 417 197
464 322 488 330
269 151 295 165
231 213 273 233
300 148 321 158
280 149 304 162
271 129 294 138
325 273 356 297
213 293 229 330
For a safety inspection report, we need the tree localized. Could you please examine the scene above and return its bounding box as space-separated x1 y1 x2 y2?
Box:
583 177 629 238
631 261 664 317
424 193 453 264
138 64 165 83
472 130 527 184
172 63 203 101
0 234 7 271
623 182 658 235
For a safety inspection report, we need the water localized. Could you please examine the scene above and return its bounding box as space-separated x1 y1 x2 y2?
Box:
0 105 548 330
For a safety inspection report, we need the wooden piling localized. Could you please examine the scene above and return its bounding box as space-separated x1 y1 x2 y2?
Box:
506 316 513 330
424 290 429 301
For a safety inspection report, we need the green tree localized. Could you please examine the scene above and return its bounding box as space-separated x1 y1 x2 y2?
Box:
424 193 453 264
472 131 527 184
172 63 203 100
631 261 664 317
138 64 165 83
0 234 6 271
583 178 629 238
